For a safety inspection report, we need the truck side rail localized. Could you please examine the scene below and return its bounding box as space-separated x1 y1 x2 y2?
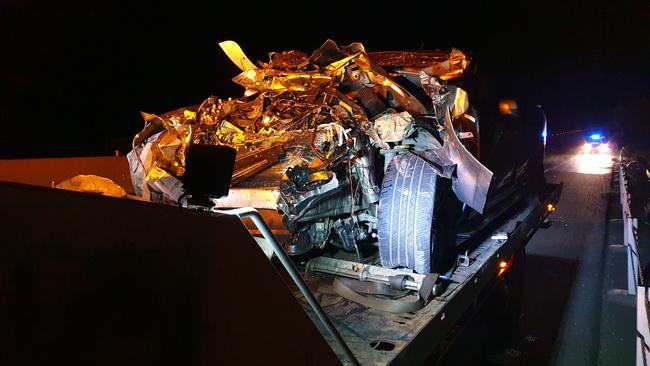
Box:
215 207 359 366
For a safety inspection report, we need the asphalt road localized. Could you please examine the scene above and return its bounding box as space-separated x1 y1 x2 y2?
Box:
512 142 615 365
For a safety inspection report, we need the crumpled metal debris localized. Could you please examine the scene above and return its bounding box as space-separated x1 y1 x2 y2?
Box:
419 71 469 118
56 175 127 198
129 39 489 215
373 110 413 142
368 48 468 81
419 71 445 103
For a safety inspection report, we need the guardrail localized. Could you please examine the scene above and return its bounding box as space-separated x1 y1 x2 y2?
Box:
620 153 650 365
619 160 641 295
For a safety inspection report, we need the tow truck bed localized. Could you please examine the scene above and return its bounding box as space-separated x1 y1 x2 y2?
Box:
0 155 561 365
294 183 562 365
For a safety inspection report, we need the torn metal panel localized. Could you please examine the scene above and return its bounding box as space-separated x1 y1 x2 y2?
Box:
127 131 161 198
442 109 493 213
419 71 445 104
145 166 184 204
419 71 469 118
232 69 334 92
219 40 258 71
368 48 469 80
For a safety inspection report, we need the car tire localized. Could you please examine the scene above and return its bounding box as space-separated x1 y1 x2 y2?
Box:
378 153 459 274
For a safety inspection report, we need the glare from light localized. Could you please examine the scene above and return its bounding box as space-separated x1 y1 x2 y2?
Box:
598 143 609 153
583 143 592 153
575 151 613 175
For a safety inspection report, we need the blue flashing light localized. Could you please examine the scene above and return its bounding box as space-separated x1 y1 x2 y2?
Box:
541 130 547 139
589 133 602 140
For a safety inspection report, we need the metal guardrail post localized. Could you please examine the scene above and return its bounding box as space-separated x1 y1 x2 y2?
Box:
215 207 360 366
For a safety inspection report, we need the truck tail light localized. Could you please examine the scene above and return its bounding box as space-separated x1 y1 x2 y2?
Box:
498 260 510 276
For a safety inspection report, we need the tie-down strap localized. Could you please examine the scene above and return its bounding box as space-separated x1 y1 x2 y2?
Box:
332 273 439 313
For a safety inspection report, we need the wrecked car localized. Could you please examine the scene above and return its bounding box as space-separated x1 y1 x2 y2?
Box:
128 40 546 275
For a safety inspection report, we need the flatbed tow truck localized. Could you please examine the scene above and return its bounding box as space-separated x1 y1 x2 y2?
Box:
0 156 561 365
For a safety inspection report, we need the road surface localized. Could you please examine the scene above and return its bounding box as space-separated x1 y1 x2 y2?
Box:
513 142 615 365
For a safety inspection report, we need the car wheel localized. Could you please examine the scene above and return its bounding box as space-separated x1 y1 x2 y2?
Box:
378 152 459 274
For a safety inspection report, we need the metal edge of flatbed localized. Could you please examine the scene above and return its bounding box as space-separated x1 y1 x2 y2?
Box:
387 182 562 365
298 183 562 365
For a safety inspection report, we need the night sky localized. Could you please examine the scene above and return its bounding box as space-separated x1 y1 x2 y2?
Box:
1 0 647 158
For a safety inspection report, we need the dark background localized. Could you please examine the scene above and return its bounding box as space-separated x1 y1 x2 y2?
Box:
0 0 647 158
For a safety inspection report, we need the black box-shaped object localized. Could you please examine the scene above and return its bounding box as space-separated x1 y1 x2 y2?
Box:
183 144 236 200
